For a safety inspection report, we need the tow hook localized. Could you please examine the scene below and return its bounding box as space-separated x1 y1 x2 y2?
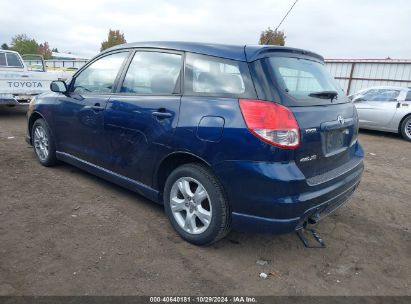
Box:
296 220 326 248
308 212 321 224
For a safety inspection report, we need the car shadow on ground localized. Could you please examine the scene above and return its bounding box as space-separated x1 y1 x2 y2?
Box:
50 159 304 247
54 159 335 251
0 106 28 117
359 128 403 140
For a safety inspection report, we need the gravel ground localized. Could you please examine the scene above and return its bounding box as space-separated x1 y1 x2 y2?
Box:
0 106 410 296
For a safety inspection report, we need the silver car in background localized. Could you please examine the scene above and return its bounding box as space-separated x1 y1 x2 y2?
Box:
350 86 411 141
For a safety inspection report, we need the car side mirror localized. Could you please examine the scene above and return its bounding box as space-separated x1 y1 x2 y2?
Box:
353 97 365 103
50 80 67 93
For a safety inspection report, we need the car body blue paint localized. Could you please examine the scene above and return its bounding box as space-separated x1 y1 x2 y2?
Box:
104 95 181 186
197 116 225 142
27 42 364 235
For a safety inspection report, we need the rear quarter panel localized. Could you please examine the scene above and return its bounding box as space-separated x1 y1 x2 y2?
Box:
174 96 293 164
391 102 411 132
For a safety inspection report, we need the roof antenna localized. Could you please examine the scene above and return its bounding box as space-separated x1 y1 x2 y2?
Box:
275 0 299 31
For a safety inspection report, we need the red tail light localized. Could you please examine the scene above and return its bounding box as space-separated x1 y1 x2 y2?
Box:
239 99 300 149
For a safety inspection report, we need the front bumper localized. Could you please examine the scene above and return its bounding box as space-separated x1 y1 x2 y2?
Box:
0 94 34 106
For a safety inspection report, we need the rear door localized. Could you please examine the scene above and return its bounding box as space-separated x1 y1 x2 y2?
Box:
104 50 183 185
354 88 400 128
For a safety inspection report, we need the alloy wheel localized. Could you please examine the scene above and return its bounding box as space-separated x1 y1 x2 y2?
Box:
405 119 411 139
33 125 49 161
170 177 212 235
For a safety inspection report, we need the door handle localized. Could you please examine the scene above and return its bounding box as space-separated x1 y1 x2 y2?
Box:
152 111 172 118
85 104 105 111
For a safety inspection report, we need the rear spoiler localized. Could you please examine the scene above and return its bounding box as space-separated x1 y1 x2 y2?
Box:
245 45 324 63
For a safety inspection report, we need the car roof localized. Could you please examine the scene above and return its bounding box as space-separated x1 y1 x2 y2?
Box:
104 41 324 62
357 86 410 92
0 50 20 55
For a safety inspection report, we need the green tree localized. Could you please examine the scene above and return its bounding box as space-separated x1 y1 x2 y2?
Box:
10 34 39 55
37 41 52 59
1 43 9 50
259 27 286 46
51 47 59 53
100 29 126 51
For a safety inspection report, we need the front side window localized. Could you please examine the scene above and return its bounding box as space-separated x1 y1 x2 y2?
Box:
405 90 411 101
185 53 253 97
356 89 400 102
0 53 6 66
72 52 128 94
121 51 182 94
370 89 400 101
6 53 23 67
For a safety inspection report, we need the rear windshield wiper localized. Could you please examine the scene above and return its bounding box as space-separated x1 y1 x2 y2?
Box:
308 91 338 101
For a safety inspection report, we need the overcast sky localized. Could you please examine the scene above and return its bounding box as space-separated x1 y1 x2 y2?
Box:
1 0 410 59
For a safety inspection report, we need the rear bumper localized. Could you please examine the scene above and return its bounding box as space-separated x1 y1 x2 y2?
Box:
213 144 364 234
231 173 361 234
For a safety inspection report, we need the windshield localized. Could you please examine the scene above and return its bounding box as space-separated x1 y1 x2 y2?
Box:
268 57 347 105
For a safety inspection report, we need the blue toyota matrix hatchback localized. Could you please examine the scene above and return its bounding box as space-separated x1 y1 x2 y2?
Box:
27 42 364 245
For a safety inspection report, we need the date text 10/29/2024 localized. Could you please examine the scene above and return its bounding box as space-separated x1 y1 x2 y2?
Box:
150 296 257 303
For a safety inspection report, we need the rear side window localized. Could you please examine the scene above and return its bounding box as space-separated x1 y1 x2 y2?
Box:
121 51 182 94
0 52 6 66
267 57 346 105
6 53 23 67
184 53 255 98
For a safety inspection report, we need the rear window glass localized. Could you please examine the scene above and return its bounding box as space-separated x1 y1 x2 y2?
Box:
184 53 255 98
6 53 23 67
268 57 346 104
0 53 6 66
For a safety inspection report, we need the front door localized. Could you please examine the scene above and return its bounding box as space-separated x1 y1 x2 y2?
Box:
355 88 400 128
54 51 130 167
104 50 183 186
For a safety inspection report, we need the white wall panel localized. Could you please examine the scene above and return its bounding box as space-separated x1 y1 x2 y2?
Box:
326 60 411 94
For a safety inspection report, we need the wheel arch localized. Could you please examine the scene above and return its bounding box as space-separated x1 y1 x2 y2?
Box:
154 152 211 194
28 111 46 144
398 113 411 134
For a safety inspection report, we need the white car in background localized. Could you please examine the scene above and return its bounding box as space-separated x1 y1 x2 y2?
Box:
350 86 411 141
0 50 74 106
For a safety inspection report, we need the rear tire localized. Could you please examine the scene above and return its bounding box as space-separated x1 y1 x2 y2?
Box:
164 163 230 245
400 116 411 142
32 118 58 166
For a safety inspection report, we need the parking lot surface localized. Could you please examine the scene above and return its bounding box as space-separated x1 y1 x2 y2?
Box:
0 107 410 296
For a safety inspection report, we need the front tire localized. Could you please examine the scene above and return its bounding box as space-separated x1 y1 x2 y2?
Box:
32 118 57 166
400 116 411 142
164 163 230 245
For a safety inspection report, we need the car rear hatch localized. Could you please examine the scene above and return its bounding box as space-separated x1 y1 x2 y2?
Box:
249 51 361 183
291 103 360 184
